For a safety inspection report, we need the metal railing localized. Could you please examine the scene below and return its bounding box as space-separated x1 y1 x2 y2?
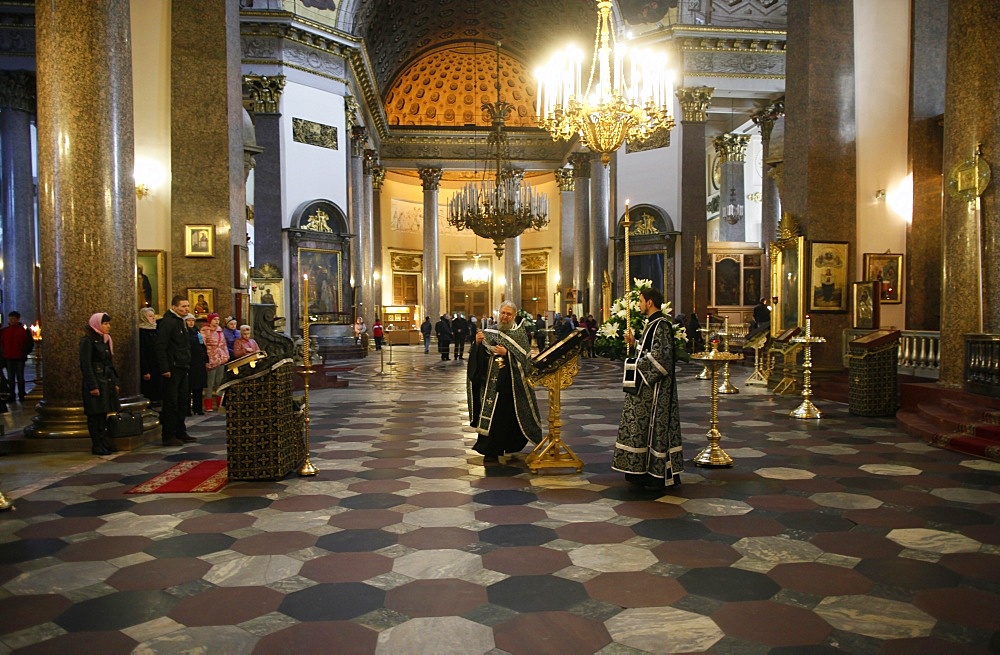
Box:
841 329 940 380
965 334 1000 397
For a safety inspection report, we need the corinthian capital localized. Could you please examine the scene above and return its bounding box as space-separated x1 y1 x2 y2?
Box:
675 86 715 123
556 167 575 192
750 98 785 142
351 126 368 158
712 133 752 163
418 168 443 190
0 70 36 113
243 74 286 114
568 153 593 179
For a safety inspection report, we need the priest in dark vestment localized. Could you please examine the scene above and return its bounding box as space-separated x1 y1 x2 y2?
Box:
467 301 543 464
613 286 684 490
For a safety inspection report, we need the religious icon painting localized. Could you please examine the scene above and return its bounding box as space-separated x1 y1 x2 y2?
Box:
808 241 849 313
185 225 215 257
852 281 880 329
863 253 903 304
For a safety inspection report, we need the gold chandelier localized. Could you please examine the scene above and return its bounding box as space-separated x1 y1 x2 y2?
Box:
536 0 675 165
448 42 549 259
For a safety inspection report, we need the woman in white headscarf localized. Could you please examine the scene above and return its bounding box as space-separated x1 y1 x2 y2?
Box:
138 307 160 406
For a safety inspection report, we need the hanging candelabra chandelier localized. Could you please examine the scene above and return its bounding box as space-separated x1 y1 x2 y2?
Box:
535 0 675 166
463 247 491 284
447 42 549 259
721 186 744 225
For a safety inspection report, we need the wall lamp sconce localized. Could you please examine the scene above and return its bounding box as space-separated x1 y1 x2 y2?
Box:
874 189 887 200
135 183 152 200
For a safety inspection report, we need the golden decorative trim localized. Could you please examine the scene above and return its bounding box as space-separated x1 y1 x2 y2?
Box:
555 168 575 192
243 74 286 114
676 86 715 123
776 212 800 241
713 133 751 163
390 251 423 272
947 143 991 202
521 250 549 272
304 209 334 233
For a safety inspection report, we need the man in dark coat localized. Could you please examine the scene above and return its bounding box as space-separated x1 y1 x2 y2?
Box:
452 313 468 361
420 317 432 353
435 315 452 361
155 295 195 446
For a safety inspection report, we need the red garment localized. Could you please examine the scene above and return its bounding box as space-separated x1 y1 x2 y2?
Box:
0 322 33 360
233 337 260 358
373 323 384 338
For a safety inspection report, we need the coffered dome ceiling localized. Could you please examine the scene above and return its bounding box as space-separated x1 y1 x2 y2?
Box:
352 0 598 127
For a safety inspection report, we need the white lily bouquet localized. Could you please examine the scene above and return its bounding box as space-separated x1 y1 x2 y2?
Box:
594 278 690 362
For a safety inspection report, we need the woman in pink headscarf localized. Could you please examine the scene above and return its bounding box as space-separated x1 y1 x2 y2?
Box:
201 312 229 412
79 312 120 455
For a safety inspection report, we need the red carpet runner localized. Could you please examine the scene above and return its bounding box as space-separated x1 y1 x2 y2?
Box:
126 460 228 494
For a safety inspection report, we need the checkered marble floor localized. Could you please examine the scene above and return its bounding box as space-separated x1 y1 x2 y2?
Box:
1 349 999 654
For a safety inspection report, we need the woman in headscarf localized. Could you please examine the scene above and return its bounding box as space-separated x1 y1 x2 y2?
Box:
79 312 120 455
138 307 160 406
187 315 208 416
222 316 240 359
201 312 229 412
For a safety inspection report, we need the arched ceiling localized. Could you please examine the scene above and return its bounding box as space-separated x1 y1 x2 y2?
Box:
352 0 599 125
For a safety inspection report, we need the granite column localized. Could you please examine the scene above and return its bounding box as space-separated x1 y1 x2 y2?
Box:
372 166 386 311
419 168 443 322
589 157 610 317
556 167 575 308
243 75 286 275
569 153 591 314
751 100 784 298
676 86 714 316
361 149 376 322
348 127 367 319
0 71 37 325
939 0 1000 386
29 1 140 442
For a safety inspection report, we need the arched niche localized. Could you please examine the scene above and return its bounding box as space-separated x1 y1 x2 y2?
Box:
614 204 680 311
285 199 353 338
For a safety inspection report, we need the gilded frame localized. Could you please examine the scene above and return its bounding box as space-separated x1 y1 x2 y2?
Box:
852 281 880 330
808 241 850 313
770 235 805 336
187 288 214 317
862 253 903 304
137 249 167 315
185 224 215 257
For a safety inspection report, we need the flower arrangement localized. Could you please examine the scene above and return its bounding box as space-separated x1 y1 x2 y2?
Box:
515 309 535 333
594 278 689 362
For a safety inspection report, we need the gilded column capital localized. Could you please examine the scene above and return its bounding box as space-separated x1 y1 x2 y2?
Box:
418 167 443 191
243 74 285 114
675 86 715 123
750 98 784 143
568 153 593 178
712 133 752 163
371 166 386 190
363 149 378 176
556 167 575 192
345 95 360 131
0 70 36 113
351 126 368 158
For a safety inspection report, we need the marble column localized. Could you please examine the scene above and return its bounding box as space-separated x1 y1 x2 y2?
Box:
569 153 591 314
784 0 856 373
0 70 37 325
361 149 377 322
170 0 245 321
939 0 1000 386
676 86 714 315
28 1 140 442
348 127 367 318
556 167 575 307
589 156 610 317
372 165 386 312
243 74 285 275
419 168 443 322
751 100 784 298
714 133 751 243
906 0 945 333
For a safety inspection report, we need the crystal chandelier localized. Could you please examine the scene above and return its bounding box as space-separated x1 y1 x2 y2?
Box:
462 252 491 284
448 42 549 259
535 0 675 166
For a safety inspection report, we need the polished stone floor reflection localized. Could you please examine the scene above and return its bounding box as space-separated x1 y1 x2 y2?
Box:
1 349 998 654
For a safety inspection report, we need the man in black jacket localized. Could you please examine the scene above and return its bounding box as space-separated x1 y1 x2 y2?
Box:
155 295 194 446
452 313 468 361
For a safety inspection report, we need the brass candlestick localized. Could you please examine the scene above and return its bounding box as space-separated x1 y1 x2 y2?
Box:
298 274 319 476
696 314 713 379
717 317 739 395
0 488 12 511
623 201 632 358
790 315 826 419
692 341 743 467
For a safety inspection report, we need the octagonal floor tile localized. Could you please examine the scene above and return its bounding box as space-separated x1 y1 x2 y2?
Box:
494 611 611 655
279 582 385 621
487 575 589 612
712 600 832 647
385 579 488 617
299 552 393 583
378 616 494 655
168 585 284 626
606 606 723 653
768 562 873 596
678 567 781 602
584 571 686 608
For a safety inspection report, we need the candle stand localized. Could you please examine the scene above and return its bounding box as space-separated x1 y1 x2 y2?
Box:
695 318 715 380
744 329 770 386
789 317 826 419
298 276 318 476
717 318 739 395
691 341 743 467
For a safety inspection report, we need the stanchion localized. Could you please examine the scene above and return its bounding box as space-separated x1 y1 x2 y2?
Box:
297 274 318 476
691 340 743 467
790 315 826 419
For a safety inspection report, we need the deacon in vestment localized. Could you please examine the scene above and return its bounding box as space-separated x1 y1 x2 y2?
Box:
467 301 543 464
613 287 684 489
